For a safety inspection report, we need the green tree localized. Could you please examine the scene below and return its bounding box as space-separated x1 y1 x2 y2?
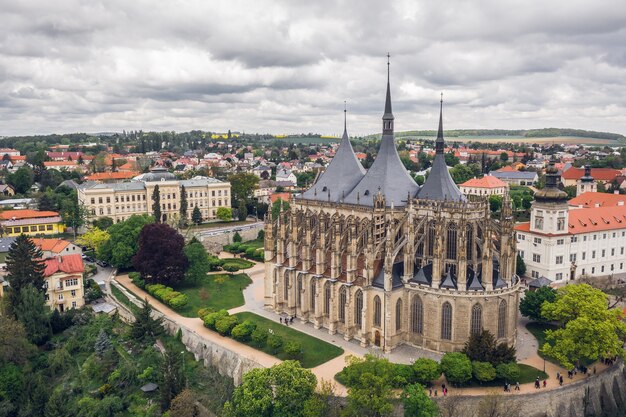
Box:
444 152 460 167
237 199 248 221
168 389 198 417
14 285 51 345
233 231 242 243
344 373 393 417
152 185 162 222
7 166 35 194
60 197 89 239
160 344 184 411
271 198 289 220
227 172 259 206
0 315 33 365
45 390 70 417
98 214 154 268
540 284 626 368
414 175 425 186
94 329 112 358
224 360 317 417
179 185 188 225
131 298 164 344
192 206 202 225
564 185 577 198
499 152 509 162
5 235 45 307
489 195 503 213
440 352 472 386
472 361 496 383
302 380 338 417
495 362 520 382
401 383 439 417
216 207 232 221
76 227 110 254
516 253 526 277
92 216 114 230
183 241 211 284
38 193 56 211
411 358 441 385
449 164 474 184
463 330 516 365
519 286 556 322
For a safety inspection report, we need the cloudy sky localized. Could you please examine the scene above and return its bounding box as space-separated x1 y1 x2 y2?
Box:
2 0 626 136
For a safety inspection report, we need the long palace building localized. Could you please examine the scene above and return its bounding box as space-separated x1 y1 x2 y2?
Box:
264 63 521 353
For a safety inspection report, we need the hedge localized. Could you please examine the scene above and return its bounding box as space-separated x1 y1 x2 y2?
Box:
129 272 145 289
146 283 189 308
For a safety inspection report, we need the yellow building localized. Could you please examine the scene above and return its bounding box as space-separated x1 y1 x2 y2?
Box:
43 254 85 312
1 210 65 236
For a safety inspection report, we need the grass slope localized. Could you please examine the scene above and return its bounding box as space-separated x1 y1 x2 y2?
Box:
175 273 252 317
233 312 344 368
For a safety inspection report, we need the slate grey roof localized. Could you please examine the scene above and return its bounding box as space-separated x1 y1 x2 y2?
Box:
440 269 457 289
92 182 146 191
490 171 537 180
299 124 365 203
133 167 176 182
179 177 224 187
416 101 466 203
372 262 404 289
412 263 432 285
0 237 17 253
529 276 552 288
467 267 484 291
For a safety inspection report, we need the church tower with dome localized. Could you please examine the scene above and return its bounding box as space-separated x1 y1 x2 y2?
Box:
264 61 521 353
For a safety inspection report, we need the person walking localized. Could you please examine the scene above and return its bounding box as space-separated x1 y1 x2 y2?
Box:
515 381 520 391
543 380 547 388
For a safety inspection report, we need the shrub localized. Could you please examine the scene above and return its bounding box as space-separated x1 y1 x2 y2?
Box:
129 272 145 288
84 279 103 302
257 230 265 240
284 341 302 359
169 294 189 308
251 327 268 346
495 362 520 382
472 361 496 383
208 256 224 271
197 307 214 318
440 352 472 386
215 316 239 336
231 320 257 342
266 334 283 353
203 310 229 330
233 232 242 243
146 284 187 308
392 364 413 387
411 358 441 385
245 248 256 257
223 264 240 273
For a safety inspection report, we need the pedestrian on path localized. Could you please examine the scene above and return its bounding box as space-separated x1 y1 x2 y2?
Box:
429 387 432 397
515 382 520 391
280 317 282 324
535 377 540 389
559 376 564 386
543 380 547 388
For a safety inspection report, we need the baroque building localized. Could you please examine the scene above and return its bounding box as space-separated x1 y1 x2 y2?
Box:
264 64 521 353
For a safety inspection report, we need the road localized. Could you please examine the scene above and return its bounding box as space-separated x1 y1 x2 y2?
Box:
88 263 115 289
193 221 264 238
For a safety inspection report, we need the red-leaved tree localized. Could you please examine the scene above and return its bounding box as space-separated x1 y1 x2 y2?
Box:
132 223 188 286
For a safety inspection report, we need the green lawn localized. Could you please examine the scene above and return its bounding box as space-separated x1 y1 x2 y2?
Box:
221 258 254 270
174 273 252 317
525 321 563 366
233 312 344 368
110 284 139 315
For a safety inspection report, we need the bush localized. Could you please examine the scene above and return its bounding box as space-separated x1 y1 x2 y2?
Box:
169 294 189 308
245 248 256 257
197 307 215 318
146 283 187 308
203 310 229 330
223 264 240 273
231 320 257 342
472 361 496 383
266 334 283 353
251 327 268 346
84 279 103 302
440 352 472 386
208 256 224 271
411 358 441 385
495 362 520 382
233 232 242 243
129 272 145 288
215 316 239 336
257 230 265 240
284 341 302 359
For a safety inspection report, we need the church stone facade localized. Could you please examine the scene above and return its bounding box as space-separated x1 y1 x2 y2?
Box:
264 66 521 353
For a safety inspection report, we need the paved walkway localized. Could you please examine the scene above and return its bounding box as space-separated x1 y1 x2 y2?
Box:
113 255 611 396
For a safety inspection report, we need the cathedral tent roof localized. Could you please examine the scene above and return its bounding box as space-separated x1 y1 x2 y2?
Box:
417 99 466 203
440 269 457 289
372 262 404 289
299 113 365 202
412 263 432 285
467 267 484 291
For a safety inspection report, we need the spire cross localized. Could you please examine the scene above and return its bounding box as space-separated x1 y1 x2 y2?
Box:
386 52 390 78
344 100 347 131
440 92 443 103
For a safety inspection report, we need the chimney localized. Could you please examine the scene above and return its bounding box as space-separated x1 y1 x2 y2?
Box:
57 255 62 263
615 190 620 195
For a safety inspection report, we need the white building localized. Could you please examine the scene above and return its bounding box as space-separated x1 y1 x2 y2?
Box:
275 168 297 186
515 159 626 283
459 175 508 197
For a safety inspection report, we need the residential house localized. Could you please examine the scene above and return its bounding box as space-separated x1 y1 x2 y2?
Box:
460 176 508 197
275 168 297 186
490 170 538 186
43 254 85 312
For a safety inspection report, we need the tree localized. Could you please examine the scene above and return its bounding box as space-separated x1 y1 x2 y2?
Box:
495 362 520 382
14 285 51 345
5 235 45 307
564 185 577 198
499 152 509 162
237 199 248 221
271 198 289 220
160 343 184 411
76 227 110 254
183 241 211 285
411 358 441 385
191 206 202 225
94 329 113 358
515 253 526 277
519 286 556 322
152 185 162 222
131 298 164 344
233 232 242 243
302 379 339 417
0 315 33 365
440 352 472 386
444 152 460 167
133 223 188 286
45 390 70 417
92 216 114 230
227 172 259 206
7 166 35 194
489 195 503 213
168 389 197 417
414 175 425 186
179 185 188 225
344 373 393 417
463 330 516 365
472 361 496 383
60 198 89 239
216 207 232 221
540 284 626 368
401 383 439 417
98 214 154 268
38 193 56 211
449 164 474 184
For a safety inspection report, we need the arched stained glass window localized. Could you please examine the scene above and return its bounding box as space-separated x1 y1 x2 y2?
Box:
498 300 507 339
471 304 483 335
355 290 363 329
339 286 347 324
411 296 423 334
395 298 403 331
374 295 382 327
441 302 452 340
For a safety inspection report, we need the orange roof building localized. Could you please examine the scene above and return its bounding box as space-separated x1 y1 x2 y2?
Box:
561 167 620 186
0 210 65 237
84 171 139 183
460 175 508 197
43 254 85 312
568 192 626 209
269 192 292 204
31 238 82 258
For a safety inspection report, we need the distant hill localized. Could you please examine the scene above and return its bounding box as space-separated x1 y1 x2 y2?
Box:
363 128 625 141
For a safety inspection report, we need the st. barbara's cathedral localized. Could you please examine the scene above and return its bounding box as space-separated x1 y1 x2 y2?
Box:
263 61 521 353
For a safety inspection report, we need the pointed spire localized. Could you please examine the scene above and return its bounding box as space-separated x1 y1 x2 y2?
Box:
436 93 445 154
344 100 347 133
382 53 394 135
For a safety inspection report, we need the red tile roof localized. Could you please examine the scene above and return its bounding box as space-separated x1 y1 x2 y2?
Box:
461 176 507 188
568 192 626 208
44 161 78 167
43 254 84 276
84 171 139 181
0 209 59 220
515 205 626 235
496 166 517 172
270 193 292 204
31 238 71 253
561 167 620 181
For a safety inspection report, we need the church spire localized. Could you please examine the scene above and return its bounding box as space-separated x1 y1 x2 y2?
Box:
343 100 347 137
436 93 444 154
382 53 394 135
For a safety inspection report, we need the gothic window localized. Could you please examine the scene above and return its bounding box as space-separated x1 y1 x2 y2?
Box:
339 286 347 324
427 222 435 256
441 302 452 340
466 224 473 261
557 217 565 231
297 274 303 307
374 295 382 327
324 281 331 316
447 223 457 259
498 300 507 339
395 298 403 331
471 304 483 335
411 296 423 334
355 290 363 329
310 279 316 311
284 273 289 301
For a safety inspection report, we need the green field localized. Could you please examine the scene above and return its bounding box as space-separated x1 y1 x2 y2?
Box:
175 273 252 317
221 258 254 270
233 312 344 368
